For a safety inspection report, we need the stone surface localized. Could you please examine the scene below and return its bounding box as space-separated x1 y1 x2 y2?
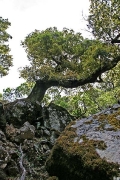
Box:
0 100 74 180
0 102 6 130
46 104 120 180
0 169 6 180
4 99 43 127
19 121 35 140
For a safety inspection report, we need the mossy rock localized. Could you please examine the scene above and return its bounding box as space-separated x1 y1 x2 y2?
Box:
46 104 120 180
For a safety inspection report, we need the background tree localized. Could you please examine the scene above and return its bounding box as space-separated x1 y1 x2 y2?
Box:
0 17 13 77
88 0 120 101
88 0 120 42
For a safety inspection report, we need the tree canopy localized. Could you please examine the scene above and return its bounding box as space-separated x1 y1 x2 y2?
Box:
19 26 119 102
0 17 13 77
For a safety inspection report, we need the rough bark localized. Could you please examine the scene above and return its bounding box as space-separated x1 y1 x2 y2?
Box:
27 55 120 103
27 80 49 102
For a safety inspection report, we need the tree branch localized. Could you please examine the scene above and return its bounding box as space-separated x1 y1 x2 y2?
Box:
27 55 120 102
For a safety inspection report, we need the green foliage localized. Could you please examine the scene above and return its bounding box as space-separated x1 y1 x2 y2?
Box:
19 27 117 83
88 0 120 41
20 27 83 81
52 85 118 117
37 83 118 117
0 17 13 77
105 62 120 88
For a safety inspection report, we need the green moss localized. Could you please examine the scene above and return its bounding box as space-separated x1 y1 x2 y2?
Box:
84 120 93 124
107 112 120 129
46 121 119 180
96 109 120 130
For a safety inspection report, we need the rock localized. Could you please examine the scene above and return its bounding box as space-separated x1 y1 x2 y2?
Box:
6 122 35 142
6 123 19 141
47 102 73 132
46 104 120 180
5 159 19 176
47 176 59 180
4 99 43 127
4 100 74 147
0 146 10 168
19 121 35 140
0 169 6 180
43 102 74 144
0 102 6 130
0 130 6 142
0 99 74 180
35 102 74 145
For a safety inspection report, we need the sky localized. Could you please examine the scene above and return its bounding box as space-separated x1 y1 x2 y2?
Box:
0 0 90 92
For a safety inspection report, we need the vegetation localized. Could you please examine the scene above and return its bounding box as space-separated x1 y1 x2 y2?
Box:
0 17 13 77
88 0 120 42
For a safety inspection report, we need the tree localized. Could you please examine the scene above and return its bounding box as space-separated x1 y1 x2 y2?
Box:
88 0 120 98
2 0 120 117
19 27 120 103
53 84 118 117
88 0 120 42
0 17 13 77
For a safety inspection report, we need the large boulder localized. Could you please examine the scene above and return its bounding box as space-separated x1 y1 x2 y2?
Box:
46 104 120 180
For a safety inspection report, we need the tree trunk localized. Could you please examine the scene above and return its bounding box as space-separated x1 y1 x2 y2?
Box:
27 80 49 102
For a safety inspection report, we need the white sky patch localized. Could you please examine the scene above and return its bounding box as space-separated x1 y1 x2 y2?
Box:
0 0 90 92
